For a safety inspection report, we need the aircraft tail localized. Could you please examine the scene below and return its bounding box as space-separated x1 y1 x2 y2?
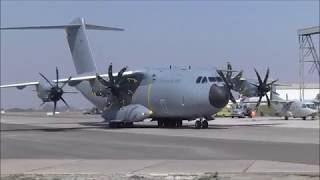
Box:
1 17 124 75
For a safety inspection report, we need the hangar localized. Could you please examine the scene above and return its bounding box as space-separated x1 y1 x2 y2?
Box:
276 83 319 101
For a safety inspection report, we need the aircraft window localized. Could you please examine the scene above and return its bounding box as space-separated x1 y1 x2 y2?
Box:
216 77 223 82
196 76 202 83
304 104 316 109
201 77 208 83
208 77 216 82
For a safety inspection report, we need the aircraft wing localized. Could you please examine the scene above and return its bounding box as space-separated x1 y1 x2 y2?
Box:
55 70 145 86
0 82 39 89
1 71 145 89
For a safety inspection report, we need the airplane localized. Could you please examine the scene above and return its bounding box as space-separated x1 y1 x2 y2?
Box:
241 90 319 120
270 93 318 120
0 17 277 129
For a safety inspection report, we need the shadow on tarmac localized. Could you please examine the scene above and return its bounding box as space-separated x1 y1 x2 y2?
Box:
1 119 285 132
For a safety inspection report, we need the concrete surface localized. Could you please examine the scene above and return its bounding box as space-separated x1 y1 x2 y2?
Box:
1 112 319 179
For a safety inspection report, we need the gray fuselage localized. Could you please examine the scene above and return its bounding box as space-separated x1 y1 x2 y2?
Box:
75 68 229 120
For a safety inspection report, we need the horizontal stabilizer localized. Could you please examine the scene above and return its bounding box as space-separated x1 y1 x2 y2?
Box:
1 24 124 31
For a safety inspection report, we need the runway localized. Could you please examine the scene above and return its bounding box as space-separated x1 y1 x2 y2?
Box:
1 112 319 179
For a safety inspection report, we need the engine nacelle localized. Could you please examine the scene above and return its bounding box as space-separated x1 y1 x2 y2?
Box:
102 104 152 122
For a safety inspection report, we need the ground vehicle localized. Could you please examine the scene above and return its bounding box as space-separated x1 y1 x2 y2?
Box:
231 103 252 118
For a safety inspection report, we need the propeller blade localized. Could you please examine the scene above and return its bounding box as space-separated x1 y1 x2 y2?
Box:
61 97 70 109
256 96 263 107
229 92 236 104
266 94 271 107
56 67 59 87
117 66 127 78
39 73 54 87
108 63 114 83
249 82 259 88
267 79 278 86
263 68 270 85
116 66 128 84
217 70 236 104
53 101 57 115
60 76 72 89
234 70 243 79
226 62 232 80
227 62 232 71
39 101 46 108
217 70 228 84
254 68 263 86
96 73 111 87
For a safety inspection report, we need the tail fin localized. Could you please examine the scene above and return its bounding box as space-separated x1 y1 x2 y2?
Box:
1 17 124 74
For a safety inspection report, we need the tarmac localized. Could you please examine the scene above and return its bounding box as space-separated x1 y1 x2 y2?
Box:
1 112 319 179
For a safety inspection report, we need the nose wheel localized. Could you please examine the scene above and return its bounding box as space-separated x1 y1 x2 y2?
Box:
195 119 208 129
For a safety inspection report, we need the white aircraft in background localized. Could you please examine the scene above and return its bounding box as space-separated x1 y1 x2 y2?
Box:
242 91 319 120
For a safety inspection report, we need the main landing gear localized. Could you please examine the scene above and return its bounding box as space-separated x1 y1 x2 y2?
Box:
157 119 183 128
195 118 208 129
157 118 208 129
109 122 133 128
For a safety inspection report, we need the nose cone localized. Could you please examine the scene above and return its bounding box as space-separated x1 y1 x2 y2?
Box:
209 84 230 109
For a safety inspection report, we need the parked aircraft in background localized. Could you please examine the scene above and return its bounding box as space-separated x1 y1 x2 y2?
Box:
241 90 318 120
1 17 277 128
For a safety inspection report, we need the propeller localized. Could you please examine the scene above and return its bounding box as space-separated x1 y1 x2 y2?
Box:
216 62 243 104
250 68 278 107
217 70 236 103
96 63 131 106
39 67 72 115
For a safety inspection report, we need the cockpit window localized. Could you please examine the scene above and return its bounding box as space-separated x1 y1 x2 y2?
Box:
208 76 223 82
196 76 202 84
216 77 223 82
208 77 216 82
201 77 208 83
303 103 316 109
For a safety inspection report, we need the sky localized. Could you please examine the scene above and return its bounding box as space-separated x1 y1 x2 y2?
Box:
1 1 319 109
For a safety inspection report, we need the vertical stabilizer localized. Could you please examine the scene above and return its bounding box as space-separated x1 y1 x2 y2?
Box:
66 18 96 74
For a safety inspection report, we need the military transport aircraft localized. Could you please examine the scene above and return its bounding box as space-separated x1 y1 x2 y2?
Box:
0 17 276 129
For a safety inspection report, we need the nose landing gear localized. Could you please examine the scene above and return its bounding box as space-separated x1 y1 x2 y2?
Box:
195 118 208 129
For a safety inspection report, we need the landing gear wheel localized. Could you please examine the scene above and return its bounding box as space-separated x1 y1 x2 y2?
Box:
176 120 183 128
168 120 176 128
158 120 164 128
195 120 201 129
109 122 121 128
302 117 306 120
125 122 134 127
284 116 289 120
201 120 208 129
164 120 171 128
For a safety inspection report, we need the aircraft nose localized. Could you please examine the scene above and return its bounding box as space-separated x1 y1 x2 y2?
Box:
209 84 230 109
